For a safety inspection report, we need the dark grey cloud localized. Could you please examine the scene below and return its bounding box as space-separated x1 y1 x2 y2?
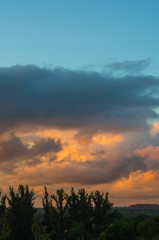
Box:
0 135 62 173
21 154 148 186
0 64 159 136
69 155 147 184
90 150 106 156
28 138 62 157
105 59 151 75
0 136 27 162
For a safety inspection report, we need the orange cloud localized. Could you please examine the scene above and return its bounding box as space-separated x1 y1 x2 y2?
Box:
93 133 123 146
136 145 159 160
150 122 159 137
112 171 156 191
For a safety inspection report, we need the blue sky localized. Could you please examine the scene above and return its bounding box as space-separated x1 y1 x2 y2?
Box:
0 0 159 74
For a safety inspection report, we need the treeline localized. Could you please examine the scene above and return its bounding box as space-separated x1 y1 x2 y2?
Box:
0 185 159 240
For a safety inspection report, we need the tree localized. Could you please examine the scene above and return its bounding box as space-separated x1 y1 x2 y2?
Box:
51 189 67 240
42 186 53 232
75 188 92 240
137 217 156 240
0 191 6 217
66 187 79 223
42 186 58 239
0 190 6 233
7 184 36 240
91 191 114 236
100 217 136 240
68 221 90 240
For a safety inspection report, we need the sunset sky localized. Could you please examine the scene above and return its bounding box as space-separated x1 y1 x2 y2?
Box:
1 0 159 206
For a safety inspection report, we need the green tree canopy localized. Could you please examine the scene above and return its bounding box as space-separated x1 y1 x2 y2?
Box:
7 184 36 240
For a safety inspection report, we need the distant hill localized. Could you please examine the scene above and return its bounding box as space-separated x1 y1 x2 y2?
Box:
117 204 159 217
128 204 159 209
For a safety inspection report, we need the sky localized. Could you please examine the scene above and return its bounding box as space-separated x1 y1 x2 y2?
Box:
1 0 159 206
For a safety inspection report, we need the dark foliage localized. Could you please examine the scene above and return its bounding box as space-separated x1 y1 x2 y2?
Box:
0 185 159 239
7 185 36 240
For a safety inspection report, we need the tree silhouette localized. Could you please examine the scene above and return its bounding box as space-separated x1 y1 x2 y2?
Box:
0 191 6 234
66 187 79 223
7 185 36 240
42 186 52 232
92 191 114 236
51 189 67 240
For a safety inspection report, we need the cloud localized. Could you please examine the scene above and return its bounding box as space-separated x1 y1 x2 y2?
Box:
28 138 62 157
0 135 62 173
0 135 27 162
105 59 151 75
1 62 159 205
9 153 147 186
0 64 159 138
